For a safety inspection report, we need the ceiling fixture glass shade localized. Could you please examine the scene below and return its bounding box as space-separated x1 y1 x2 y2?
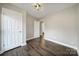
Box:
32 3 42 11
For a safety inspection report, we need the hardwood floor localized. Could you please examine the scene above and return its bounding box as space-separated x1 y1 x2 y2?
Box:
0 38 78 56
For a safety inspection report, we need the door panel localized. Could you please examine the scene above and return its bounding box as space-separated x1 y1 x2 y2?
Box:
1 8 22 51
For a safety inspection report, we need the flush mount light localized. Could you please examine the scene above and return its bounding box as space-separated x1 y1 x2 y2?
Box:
32 3 43 11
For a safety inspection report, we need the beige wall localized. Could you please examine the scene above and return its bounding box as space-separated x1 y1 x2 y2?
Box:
26 14 35 40
76 4 79 55
41 5 77 49
26 14 40 40
34 20 40 38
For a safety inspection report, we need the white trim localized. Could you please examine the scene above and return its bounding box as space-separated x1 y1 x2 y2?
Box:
26 37 77 50
0 43 25 54
21 43 26 46
45 38 77 50
26 37 39 41
0 50 4 54
77 49 79 56
26 37 35 41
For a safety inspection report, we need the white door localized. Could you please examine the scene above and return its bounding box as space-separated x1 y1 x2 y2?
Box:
34 20 40 38
1 8 23 51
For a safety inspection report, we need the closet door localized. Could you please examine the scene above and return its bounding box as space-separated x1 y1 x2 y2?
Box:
1 8 23 51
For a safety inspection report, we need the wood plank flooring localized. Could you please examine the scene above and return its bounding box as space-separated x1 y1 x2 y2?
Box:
0 38 78 56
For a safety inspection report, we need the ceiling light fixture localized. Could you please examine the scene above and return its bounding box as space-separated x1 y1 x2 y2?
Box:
32 3 42 11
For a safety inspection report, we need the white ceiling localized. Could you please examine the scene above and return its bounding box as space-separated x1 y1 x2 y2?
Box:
12 3 76 19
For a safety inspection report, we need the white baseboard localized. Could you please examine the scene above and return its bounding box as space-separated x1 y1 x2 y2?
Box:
26 37 34 41
26 37 39 41
0 50 4 54
21 42 26 46
0 43 26 54
26 37 77 50
45 38 77 50
77 49 79 56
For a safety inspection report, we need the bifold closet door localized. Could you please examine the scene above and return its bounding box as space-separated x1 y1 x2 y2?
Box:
1 8 23 51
